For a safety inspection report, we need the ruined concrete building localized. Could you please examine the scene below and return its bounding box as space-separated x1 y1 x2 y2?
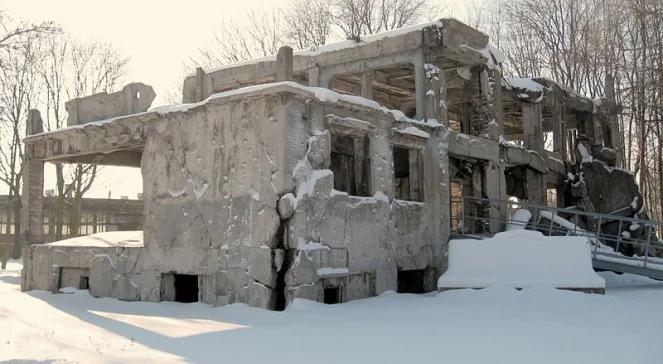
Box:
21 19 629 308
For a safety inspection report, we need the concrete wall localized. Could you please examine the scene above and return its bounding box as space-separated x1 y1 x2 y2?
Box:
282 99 450 303
136 89 450 308
22 86 451 310
138 93 291 308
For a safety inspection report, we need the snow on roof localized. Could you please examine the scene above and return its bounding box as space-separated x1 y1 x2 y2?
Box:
394 126 430 139
438 230 605 290
458 43 505 69
46 231 143 248
503 77 545 93
203 20 443 75
28 82 441 139
297 20 442 56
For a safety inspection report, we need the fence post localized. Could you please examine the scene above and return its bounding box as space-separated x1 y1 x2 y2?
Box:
616 220 623 253
594 217 602 254
643 225 652 268
548 210 555 236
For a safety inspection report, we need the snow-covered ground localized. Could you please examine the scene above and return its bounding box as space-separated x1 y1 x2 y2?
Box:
2 260 662 363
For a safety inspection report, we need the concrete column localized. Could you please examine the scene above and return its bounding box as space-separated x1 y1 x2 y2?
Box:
552 96 566 160
484 160 507 233
413 51 426 120
480 70 490 100
522 103 543 153
437 69 449 127
493 69 504 136
360 71 373 99
195 67 212 102
308 65 320 87
526 168 546 205
276 46 293 82
22 110 44 247
425 76 438 124
462 183 476 234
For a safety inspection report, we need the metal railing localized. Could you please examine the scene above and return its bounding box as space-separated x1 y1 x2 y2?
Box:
451 196 663 271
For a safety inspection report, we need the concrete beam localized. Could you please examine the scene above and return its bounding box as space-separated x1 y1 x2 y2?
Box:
448 131 500 161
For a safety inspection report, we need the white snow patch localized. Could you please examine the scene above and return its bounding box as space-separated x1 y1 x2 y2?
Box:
577 143 593 162
1 260 662 363
539 210 589 234
46 231 143 248
438 230 604 289
395 126 430 139
297 238 330 252
316 267 350 277
507 209 532 230
504 77 545 93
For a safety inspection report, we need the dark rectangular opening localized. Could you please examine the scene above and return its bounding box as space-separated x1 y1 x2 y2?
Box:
161 273 199 303
397 269 425 294
323 286 341 304
79 276 89 290
173 274 199 303
330 133 370 196
393 146 423 201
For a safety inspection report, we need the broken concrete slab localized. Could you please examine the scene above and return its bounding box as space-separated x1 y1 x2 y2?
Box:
65 82 156 126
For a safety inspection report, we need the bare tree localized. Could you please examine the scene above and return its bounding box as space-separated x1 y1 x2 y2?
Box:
40 34 128 239
0 11 57 69
284 0 333 49
0 30 41 257
197 10 287 67
332 0 435 39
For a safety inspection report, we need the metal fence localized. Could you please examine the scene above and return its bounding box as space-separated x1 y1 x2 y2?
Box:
451 196 663 270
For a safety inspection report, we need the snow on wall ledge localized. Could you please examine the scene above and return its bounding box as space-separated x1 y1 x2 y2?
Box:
46 231 144 248
438 230 605 291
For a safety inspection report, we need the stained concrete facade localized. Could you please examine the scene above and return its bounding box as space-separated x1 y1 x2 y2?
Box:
20 18 623 309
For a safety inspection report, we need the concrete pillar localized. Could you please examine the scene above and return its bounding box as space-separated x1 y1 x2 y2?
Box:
276 46 293 82
484 160 507 233
493 69 504 136
480 70 490 100
523 101 547 205
552 95 566 160
425 76 438 124
522 103 543 153
195 67 212 102
360 71 373 99
526 168 546 205
462 183 475 234
22 110 44 247
308 65 320 87
437 69 449 127
413 51 426 120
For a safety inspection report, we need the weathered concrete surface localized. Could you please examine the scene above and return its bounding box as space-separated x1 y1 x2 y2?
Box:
66 83 156 126
22 83 453 308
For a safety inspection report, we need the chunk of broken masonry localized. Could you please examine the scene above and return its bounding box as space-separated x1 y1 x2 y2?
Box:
65 82 156 126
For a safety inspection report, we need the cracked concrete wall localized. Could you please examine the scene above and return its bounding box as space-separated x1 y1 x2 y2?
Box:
139 93 292 308
23 87 452 309
22 244 142 296
281 99 450 304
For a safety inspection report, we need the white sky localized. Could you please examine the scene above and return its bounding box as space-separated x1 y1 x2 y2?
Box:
1 0 465 199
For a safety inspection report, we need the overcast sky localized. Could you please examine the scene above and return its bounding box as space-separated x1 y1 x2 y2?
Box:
1 0 466 199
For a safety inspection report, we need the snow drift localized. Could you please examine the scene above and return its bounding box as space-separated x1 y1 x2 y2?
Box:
438 230 605 291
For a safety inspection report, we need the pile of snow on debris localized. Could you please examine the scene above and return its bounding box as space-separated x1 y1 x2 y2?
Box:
438 230 605 290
